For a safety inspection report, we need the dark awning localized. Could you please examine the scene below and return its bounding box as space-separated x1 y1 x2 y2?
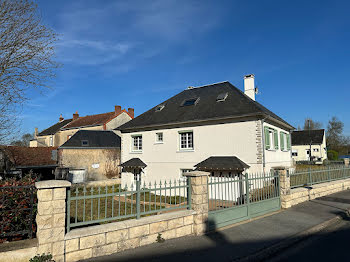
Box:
194 156 249 171
120 158 147 168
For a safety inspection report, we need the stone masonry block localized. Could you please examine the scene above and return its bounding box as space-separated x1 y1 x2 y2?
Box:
53 188 66 200
167 217 184 229
201 175 208 185
37 227 65 245
140 233 158 246
53 213 65 228
92 243 118 257
192 194 202 205
37 201 53 216
176 225 193 237
149 221 168 234
36 214 53 230
66 238 79 253
80 233 106 249
106 229 129 244
37 243 52 254
162 229 176 239
183 215 193 225
193 223 206 236
52 241 64 256
117 238 140 252
52 199 66 214
37 189 53 202
129 225 149 239
66 249 92 262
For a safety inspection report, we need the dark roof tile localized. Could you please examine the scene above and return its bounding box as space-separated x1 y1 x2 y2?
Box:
291 129 325 145
59 130 120 148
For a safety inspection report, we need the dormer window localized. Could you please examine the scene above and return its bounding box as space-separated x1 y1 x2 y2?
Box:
216 92 228 102
182 97 199 106
81 140 89 146
155 105 165 112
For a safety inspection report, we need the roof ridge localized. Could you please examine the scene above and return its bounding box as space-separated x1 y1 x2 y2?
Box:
186 81 229 90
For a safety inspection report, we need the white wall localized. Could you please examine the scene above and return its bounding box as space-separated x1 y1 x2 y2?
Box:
106 112 132 131
121 120 293 186
263 122 293 171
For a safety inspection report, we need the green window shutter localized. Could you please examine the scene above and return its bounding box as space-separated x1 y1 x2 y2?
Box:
280 132 284 151
287 133 291 150
274 129 279 150
264 126 270 150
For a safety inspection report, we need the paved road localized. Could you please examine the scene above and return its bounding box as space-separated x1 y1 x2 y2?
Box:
268 213 350 262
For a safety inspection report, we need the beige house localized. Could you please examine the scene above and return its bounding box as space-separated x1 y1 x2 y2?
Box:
30 106 134 148
58 130 121 181
291 129 327 162
118 75 294 186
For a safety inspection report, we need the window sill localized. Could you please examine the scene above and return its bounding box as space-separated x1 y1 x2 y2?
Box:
130 151 143 154
177 149 194 153
154 142 164 145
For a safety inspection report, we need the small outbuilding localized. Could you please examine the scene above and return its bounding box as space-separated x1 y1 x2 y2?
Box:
58 130 121 181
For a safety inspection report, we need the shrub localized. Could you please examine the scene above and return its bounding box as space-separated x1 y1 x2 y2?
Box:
327 150 339 160
29 253 53 262
0 172 39 243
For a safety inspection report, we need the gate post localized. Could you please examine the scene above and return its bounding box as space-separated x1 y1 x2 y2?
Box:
275 167 291 209
35 180 71 262
183 171 210 236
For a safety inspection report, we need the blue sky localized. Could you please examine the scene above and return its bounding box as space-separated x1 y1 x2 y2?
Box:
21 0 350 136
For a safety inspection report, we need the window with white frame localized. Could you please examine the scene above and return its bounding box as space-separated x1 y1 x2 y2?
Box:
132 135 142 152
313 148 319 152
279 131 291 151
179 131 193 150
49 136 53 146
156 132 163 143
292 150 298 156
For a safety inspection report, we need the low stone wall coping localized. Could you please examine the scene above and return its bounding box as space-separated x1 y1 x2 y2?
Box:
183 171 210 177
290 187 309 193
82 179 121 187
35 180 71 189
65 210 196 240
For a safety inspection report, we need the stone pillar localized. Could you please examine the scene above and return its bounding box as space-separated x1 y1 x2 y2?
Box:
183 171 210 236
345 158 349 167
35 180 71 262
275 168 291 209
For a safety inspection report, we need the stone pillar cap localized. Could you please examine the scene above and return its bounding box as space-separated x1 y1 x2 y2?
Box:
35 180 71 189
183 171 210 177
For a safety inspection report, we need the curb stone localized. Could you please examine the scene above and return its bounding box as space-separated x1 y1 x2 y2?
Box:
234 208 350 262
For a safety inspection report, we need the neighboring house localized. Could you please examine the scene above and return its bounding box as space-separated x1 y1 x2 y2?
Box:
0 146 58 179
291 129 327 162
118 75 294 186
30 106 134 148
58 130 121 181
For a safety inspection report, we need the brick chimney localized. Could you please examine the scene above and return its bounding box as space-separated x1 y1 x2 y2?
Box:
73 111 79 120
128 108 134 118
59 114 64 122
34 127 38 138
115 105 122 115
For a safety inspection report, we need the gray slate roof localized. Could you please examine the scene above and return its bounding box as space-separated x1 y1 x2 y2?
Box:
59 130 120 148
39 119 72 136
120 158 147 168
291 129 325 146
194 156 250 171
118 81 293 132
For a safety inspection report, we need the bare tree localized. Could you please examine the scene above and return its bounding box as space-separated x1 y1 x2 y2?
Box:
10 132 33 146
303 118 323 130
0 0 59 143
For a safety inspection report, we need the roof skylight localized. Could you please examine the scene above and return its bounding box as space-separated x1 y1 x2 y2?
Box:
155 105 165 112
182 98 199 106
216 92 228 102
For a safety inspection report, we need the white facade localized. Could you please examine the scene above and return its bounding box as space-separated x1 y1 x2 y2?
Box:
292 135 327 162
121 119 292 186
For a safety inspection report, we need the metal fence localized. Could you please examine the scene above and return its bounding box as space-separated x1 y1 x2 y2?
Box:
290 166 350 188
208 172 280 211
0 185 37 241
66 178 191 232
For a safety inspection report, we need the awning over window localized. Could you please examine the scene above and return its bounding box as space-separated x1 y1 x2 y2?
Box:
120 158 147 168
194 156 249 171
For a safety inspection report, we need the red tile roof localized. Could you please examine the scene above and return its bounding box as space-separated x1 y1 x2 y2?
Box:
1 146 57 167
63 110 132 129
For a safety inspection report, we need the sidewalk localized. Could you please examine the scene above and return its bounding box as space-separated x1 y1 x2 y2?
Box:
83 190 350 262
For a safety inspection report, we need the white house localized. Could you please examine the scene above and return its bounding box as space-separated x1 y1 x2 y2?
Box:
118 75 294 186
291 129 327 162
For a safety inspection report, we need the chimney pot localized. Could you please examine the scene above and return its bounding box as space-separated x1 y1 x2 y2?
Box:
128 108 134 118
59 114 64 122
115 105 122 115
244 74 255 101
73 111 79 120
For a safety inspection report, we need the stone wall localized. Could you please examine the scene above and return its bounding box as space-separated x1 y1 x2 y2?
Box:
64 210 195 262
